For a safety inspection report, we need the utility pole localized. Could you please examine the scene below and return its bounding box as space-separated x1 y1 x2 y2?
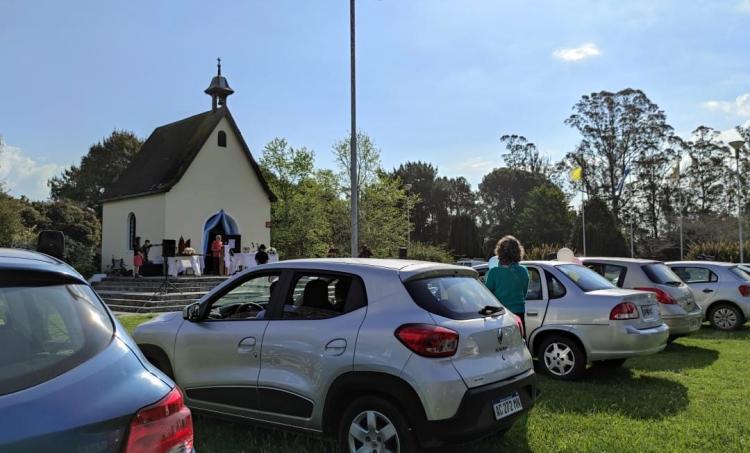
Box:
349 0 358 257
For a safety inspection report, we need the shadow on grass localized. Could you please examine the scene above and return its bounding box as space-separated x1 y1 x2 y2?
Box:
193 415 333 453
627 343 718 372
689 324 750 341
537 367 688 420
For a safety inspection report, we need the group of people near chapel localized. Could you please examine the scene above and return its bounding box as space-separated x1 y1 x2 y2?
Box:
210 234 269 276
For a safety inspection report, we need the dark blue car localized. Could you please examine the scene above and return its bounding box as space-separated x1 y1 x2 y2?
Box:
0 249 194 452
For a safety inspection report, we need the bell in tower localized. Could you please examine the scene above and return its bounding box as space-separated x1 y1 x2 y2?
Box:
205 58 234 111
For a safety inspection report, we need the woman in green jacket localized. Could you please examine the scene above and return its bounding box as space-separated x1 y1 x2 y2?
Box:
484 235 530 326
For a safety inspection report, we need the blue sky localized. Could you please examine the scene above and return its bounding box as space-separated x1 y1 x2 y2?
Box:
1 0 749 200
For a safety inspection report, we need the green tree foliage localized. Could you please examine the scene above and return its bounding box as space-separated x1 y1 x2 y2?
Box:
686 240 750 263
628 141 679 240
478 168 550 242
514 185 573 247
571 197 628 256
260 138 336 259
680 126 729 216
392 161 439 244
500 134 550 176
48 130 143 216
564 89 673 220
406 242 454 263
358 173 416 258
0 192 28 247
333 131 382 194
448 214 483 258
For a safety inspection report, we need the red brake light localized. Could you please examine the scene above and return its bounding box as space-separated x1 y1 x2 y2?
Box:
514 313 525 338
635 287 677 304
740 284 750 297
395 324 459 358
610 302 639 320
125 387 194 453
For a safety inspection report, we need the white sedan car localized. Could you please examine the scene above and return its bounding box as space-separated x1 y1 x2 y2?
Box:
667 261 750 331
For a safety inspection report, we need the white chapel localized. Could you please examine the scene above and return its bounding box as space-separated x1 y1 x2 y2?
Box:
100 61 275 272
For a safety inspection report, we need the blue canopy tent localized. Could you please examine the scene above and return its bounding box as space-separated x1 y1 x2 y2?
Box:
202 210 239 268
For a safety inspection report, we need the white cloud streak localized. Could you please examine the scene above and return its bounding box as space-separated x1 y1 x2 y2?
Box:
552 42 601 62
0 143 64 200
741 0 750 12
703 93 750 117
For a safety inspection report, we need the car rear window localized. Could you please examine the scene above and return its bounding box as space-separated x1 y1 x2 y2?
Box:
642 263 683 286
556 264 616 292
0 284 114 396
730 266 750 281
405 275 504 320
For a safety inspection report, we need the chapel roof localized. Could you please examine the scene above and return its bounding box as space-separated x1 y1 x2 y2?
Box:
102 107 275 202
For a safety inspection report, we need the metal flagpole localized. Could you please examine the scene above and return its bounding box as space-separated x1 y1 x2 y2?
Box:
581 183 587 256
349 0 358 257
679 190 684 261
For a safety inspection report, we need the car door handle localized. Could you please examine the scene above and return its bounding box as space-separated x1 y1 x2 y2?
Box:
527 310 539 317
237 337 257 354
324 339 347 356
702 289 714 293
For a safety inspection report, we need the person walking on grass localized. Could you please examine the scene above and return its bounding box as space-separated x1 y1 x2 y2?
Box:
484 235 529 329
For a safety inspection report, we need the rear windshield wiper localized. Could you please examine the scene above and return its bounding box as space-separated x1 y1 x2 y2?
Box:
478 305 505 316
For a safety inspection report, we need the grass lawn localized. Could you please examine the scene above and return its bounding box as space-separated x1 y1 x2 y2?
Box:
118 314 750 452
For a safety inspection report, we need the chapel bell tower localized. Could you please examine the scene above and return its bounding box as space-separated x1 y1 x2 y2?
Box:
205 58 234 111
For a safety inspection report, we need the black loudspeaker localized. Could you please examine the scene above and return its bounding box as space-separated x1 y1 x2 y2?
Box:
224 234 241 253
37 230 65 260
398 247 408 259
162 239 176 257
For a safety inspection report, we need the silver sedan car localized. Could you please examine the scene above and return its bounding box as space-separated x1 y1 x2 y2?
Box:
475 261 669 380
581 258 703 339
667 261 750 331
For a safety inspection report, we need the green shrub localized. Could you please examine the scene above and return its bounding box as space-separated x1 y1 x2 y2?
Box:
685 240 750 263
524 243 569 260
405 242 454 263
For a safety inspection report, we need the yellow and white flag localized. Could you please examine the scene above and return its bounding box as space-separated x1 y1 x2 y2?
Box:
569 166 583 182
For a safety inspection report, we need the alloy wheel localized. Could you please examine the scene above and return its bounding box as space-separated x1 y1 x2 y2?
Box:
348 410 400 453
543 342 576 376
713 307 738 330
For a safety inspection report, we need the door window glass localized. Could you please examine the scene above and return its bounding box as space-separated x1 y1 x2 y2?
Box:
208 273 280 320
526 268 543 300
545 272 567 299
282 273 364 320
672 267 717 284
603 265 627 287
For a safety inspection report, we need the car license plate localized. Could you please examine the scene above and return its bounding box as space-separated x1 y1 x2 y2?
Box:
493 393 523 420
641 304 658 321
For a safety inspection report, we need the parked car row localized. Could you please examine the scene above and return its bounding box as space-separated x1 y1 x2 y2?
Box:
3 248 747 452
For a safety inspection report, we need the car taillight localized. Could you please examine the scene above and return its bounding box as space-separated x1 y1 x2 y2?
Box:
514 313 525 338
395 324 459 358
610 302 639 320
740 284 750 297
125 386 193 453
635 287 677 304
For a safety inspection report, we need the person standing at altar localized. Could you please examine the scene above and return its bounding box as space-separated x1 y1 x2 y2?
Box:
142 240 152 263
211 234 223 275
133 236 144 278
255 244 269 265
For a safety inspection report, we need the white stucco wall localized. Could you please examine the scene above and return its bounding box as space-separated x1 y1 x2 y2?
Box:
164 116 271 256
101 193 166 271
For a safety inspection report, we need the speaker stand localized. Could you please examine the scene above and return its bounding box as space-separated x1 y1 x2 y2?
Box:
137 260 181 313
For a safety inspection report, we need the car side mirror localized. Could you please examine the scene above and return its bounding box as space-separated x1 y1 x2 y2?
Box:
183 303 201 322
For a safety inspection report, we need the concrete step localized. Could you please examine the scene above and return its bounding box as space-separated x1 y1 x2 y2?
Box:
93 284 216 292
103 276 229 283
108 304 187 313
103 298 200 308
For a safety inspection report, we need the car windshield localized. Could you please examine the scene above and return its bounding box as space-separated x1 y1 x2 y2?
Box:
730 266 750 281
556 264 616 292
405 275 503 320
0 284 114 396
642 263 683 286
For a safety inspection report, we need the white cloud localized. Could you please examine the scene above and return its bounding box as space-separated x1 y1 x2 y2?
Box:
552 43 601 62
0 143 65 200
440 156 497 187
703 93 750 117
717 119 750 143
741 0 750 12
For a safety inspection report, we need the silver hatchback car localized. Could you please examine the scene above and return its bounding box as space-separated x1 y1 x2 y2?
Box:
581 258 703 339
667 261 750 331
133 259 537 451
474 261 669 380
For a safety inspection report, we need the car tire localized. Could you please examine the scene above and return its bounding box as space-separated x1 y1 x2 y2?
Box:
709 303 745 331
337 395 420 453
537 335 586 380
591 358 626 368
